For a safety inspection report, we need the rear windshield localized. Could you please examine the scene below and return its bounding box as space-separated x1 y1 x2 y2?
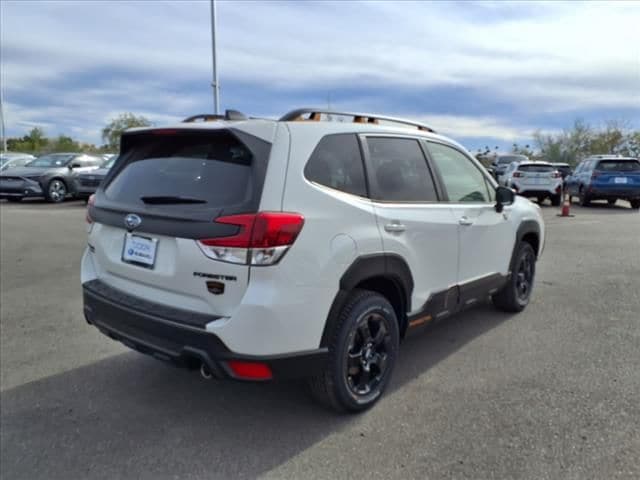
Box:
595 160 640 172
105 130 259 208
518 164 555 172
498 155 527 164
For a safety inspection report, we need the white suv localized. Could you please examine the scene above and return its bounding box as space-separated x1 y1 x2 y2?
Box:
504 161 563 206
82 109 545 412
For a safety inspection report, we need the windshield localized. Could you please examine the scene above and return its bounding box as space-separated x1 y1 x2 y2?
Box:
102 157 117 169
498 155 528 164
27 154 74 168
595 160 640 172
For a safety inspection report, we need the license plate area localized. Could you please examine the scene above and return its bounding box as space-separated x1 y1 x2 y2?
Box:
122 233 158 269
614 177 627 184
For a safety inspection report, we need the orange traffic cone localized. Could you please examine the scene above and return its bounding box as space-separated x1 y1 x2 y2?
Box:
557 191 574 217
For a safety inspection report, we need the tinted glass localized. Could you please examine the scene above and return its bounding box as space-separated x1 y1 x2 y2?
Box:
105 131 255 207
427 142 490 202
498 155 527 164
518 164 555 172
595 160 640 172
366 137 437 202
304 134 367 197
28 154 74 167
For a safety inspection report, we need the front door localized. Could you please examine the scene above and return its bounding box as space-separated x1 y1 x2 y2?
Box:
425 141 514 306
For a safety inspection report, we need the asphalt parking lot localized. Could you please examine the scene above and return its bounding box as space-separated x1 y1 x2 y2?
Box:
1 198 639 480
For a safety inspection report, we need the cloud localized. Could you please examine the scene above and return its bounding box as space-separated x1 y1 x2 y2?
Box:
1 0 638 148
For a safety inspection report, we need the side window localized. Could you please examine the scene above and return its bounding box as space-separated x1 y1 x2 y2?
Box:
365 137 438 202
427 142 491 203
304 134 367 197
86 157 103 167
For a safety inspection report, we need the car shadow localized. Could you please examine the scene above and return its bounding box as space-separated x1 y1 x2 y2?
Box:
0 303 512 479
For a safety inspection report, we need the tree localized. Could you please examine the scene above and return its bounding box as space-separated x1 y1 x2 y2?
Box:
49 135 80 153
101 113 152 150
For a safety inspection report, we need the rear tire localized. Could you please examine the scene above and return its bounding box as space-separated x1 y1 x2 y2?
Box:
493 242 536 313
578 188 590 207
630 199 640 210
551 194 561 207
307 289 399 413
6 197 22 202
607 199 616 206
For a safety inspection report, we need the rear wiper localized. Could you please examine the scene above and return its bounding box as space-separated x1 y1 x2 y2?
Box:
140 195 207 204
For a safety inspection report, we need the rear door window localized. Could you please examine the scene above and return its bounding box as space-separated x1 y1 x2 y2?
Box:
304 134 367 197
364 137 438 202
518 164 555 173
595 160 640 172
105 130 264 210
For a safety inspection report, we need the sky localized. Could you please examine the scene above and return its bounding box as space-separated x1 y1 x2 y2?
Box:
1 0 639 152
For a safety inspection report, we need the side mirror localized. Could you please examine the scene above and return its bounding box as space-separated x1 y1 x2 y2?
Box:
68 162 81 170
495 186 515 213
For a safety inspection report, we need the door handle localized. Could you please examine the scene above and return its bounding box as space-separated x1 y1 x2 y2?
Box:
458 216 474 226
384 222 406 233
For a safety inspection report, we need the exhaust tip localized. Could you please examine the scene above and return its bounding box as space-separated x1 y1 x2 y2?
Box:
200 363 213 380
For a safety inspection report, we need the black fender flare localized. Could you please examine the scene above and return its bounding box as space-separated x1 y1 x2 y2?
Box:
512 220 541 266
319 253 414 347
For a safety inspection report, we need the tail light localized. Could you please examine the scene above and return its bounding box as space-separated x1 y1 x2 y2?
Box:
197 212 304 266
552 172 562 178
85 194 95 232
512 172 522 178
591 171 601 180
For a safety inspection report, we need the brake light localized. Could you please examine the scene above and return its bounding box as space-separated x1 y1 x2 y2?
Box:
227 360 273 380
591 171 601 180
85 194 95 225
197 212 304 265
552 172 562 178
512 172 522 178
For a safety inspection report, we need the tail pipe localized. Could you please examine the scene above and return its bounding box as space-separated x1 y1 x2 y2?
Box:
200 362 213 380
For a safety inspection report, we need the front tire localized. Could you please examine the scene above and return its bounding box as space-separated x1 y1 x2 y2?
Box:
493 242 537 313
630 199 640 210
551 194 561 207
308 289 400 413
6 197 22 203
607 199 616 206
45 179 67 203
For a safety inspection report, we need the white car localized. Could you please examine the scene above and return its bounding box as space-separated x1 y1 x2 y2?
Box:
82 108 545 412
507 161 563 206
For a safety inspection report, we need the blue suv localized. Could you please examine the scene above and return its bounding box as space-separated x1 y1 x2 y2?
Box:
566 155 640 209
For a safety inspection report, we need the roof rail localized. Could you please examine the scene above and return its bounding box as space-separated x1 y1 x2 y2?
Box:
279 108 436 133
183 110 248 123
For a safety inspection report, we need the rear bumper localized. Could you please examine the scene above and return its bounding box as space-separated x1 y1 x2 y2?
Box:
513 187 559 196
82 279 328 380
587 186 640 199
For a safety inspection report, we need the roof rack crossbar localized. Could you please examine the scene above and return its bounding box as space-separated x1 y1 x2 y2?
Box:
280 108 436 133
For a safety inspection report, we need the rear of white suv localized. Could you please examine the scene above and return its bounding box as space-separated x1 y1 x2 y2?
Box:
82 110 544 412
509 161 563 205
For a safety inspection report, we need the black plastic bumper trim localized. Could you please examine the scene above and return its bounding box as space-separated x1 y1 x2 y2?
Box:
82 281 328 380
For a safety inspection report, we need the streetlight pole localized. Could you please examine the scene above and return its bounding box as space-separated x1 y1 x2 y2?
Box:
210 0 220 115
0 75 6 152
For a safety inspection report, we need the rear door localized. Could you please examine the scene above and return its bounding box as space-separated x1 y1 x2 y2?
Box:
361 135 459 317
425 141 513 305
88 127 274 317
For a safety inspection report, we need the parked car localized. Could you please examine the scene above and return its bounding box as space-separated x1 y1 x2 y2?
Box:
82 108 545 412
507 161 563 205
72 155 118 200
566 155 640 208
497 161 519 186
491 154 528 180
0 152 104 202
0 153 36 171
